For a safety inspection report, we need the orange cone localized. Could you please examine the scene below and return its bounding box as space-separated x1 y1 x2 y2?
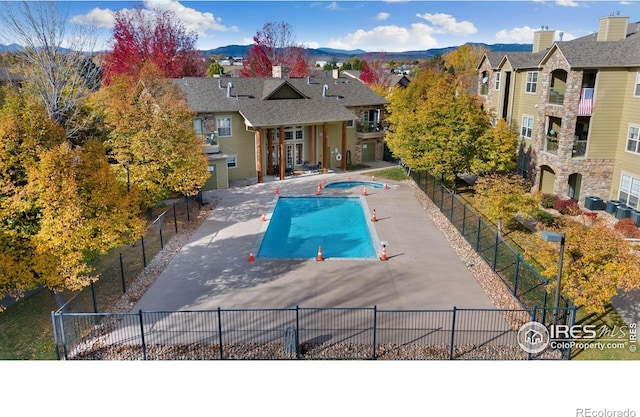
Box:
348 176 351 180
371 175 376 181
316 246 324 261
384 183 389 190
316 184 322 195
248 251 255 262
362 187 367 196
379 246 388 261
319 182 323 189
371 209 377 222
261 213 267 222
275 187 280 195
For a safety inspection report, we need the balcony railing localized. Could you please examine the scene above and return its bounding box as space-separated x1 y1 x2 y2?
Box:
545 136 559 154
356 122 386 139
572 139 587 157
201 132 219 153
548 88 565 105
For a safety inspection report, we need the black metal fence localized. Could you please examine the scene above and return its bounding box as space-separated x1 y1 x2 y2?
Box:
56 195 203 315
51 305 576 360
409 169 574 323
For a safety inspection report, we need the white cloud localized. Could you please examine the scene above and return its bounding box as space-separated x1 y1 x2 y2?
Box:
327 23 439 52
303 41 321 49
415 13 477 35
555 0 578 6
327 2 339 10
376 12 390 21
494 26 537 43
70 7 116 28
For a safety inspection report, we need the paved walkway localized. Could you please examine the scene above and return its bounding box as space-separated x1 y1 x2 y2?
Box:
132 163 499 312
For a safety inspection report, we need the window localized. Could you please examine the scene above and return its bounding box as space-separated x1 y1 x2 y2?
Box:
521 116 534 139
283 126 303 141
346 120 354 128
525 71 538 94
494 72 501 91
626 125 640 154
635 72 640 97
216 115 232 137
619 174 640 209
193 118 205 139
227 155 237 168
364 109 380 124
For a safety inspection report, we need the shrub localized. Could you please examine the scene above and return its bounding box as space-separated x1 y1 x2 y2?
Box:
541 194 559 209
613 218 640 238
553 198 582 215
533 209 557 227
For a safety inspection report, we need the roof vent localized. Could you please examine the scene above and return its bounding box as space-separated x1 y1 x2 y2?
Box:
227 82 233 98
307 76 311 85
218 79 224 89
559 32 564 41
322 84 328 98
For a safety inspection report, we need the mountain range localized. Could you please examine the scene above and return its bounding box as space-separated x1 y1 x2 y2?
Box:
1 42 533 62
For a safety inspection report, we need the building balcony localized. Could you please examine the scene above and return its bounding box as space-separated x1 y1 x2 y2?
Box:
548 88 565 105
202 132 219 153
356 122 386 139
544 135 559 154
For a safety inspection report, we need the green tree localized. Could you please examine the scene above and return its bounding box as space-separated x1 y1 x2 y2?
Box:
529 218 640 314
385 69 491 181
100 63 210 208
473 174 541 236
207 60 225 77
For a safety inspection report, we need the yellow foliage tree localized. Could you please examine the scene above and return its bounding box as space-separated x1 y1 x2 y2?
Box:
100 63 210 208
473 174 541 235
532 218 640 314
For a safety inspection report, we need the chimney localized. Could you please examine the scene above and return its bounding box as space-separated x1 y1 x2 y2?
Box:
532 27 555 53
332 69 340 79
597 14 629 41
272 65 282 78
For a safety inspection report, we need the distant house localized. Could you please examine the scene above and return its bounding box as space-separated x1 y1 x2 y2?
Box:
477 14 640 214
172 67 389 190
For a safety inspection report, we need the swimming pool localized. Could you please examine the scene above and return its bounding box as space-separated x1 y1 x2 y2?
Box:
257 196 379 259
323 180 389 189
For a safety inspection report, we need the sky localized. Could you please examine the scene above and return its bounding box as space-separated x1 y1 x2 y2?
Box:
1 0 640 53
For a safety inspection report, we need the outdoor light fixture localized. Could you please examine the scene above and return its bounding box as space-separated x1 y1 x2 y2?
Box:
540 231 566 328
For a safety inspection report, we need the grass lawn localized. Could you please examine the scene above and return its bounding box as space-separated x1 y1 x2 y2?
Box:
369 166 408 181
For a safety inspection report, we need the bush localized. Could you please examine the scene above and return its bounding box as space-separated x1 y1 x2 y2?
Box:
553 198 582 215
613 218 640 238
541 194 559 209
533 209 557 227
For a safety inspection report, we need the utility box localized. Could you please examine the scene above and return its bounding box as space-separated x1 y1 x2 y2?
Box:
584 196 604 211
615 205 632 220
630 210 640 226
605 200 622 214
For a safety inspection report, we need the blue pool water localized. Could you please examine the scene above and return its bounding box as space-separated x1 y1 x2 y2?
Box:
257 197 377 259
323 181 386 189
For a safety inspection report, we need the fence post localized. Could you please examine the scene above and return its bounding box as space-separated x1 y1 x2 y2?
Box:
217 307 224 359
141 236 147 268
372 305 377 360
476 217 482 251
461 204 466 236
51 311 61 360
58 312 69 360
492 233 499 271
159 227 164 250
90 281 98 314
119 253 126 294
566 305 578 360
295 305 300 359
529 305 538 360
449 306 457 360
513 255 521 297
173 203 178 234
439 183 444 210
450 192 455 221
186 196 190 222
138 310 147 360
541 290 548 326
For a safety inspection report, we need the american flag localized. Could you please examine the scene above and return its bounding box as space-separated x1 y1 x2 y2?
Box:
578 88 594 115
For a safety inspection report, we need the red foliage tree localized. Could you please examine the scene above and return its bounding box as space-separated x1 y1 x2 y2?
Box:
359 54 391 89
239 21 310 78
103 7 206 84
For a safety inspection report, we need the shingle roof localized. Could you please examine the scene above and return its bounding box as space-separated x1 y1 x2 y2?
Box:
501 51 548 70
0 67 24 83
171 74 389 128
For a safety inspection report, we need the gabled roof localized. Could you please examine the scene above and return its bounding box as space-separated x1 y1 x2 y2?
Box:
541 22 640 67
172 74 389 128
499 51 548 70
476 52 507 71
